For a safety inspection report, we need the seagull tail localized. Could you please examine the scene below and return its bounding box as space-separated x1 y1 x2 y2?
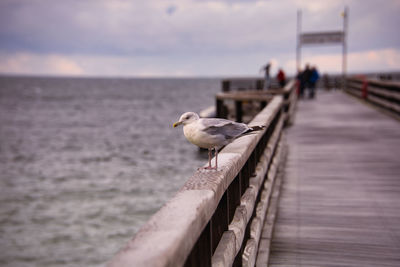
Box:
241 125 266 136
249 125 266 132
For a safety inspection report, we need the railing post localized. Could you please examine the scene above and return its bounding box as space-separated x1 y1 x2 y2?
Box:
184 222 212 267
362 78 368 99
222 80 230 92
210 192 229 254
216 98 227 119
228 174 241 223
256 79 263 90
235 100 243 122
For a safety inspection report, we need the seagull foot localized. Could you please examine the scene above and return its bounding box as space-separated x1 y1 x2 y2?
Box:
198 166 218 171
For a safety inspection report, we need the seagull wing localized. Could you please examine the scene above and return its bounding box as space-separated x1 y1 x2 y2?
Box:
200 118 249 140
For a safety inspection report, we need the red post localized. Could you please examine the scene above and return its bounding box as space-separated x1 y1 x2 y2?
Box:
362 78 368 99
296 79 300 95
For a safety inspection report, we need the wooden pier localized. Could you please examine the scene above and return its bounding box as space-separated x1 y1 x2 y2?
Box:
266 90 400 266
108 77 400 267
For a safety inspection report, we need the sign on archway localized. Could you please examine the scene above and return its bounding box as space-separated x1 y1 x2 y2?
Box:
296 7 348 88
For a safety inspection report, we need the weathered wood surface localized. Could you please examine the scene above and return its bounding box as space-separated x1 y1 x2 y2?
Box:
267 91 400 266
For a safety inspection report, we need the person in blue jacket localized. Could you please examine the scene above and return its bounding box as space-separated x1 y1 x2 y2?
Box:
309 66 320 98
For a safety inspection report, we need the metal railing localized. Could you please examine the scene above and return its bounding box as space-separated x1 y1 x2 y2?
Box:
346 77 400 116
108 83 297 267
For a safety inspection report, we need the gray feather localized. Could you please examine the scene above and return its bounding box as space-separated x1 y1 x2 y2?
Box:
201 119 249 139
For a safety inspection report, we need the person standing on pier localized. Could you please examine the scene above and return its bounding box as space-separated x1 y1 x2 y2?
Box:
300 64 312 98
309 66 320 98
303 64 312 87
277 68 286 88
261 62 271 90
296 68 306 97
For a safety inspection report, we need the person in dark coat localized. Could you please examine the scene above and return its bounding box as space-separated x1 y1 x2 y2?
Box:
261 62 271 90
297 67 308 98
303 64 312 88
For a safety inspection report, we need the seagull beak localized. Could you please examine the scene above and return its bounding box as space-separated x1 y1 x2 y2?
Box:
173 121 182 128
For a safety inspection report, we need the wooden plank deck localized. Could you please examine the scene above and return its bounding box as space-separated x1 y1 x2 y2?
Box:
264 91 400 266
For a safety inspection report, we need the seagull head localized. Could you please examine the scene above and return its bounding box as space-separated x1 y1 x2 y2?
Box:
173 112 199 127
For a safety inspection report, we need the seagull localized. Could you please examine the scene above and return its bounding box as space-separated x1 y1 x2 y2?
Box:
173 112 265 170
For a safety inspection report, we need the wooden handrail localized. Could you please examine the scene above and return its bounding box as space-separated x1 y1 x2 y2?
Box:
346 77 400 116
108 82 297 267
216 79 297 125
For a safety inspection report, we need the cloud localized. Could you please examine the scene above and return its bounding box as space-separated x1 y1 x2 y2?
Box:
0 0 399 76
166 5 178 15
286 48 400 74
0 0 311 55
351 48 400 71
1 46 399 78
0 52 84 76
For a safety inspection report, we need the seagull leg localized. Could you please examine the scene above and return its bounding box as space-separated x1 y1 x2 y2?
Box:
198 148 216 170
208 148 212 169
198 148 218 171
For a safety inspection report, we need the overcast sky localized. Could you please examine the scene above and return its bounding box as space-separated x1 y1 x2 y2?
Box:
0 0 399 77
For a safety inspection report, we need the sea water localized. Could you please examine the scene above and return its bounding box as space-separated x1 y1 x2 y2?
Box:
0 76 220 266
